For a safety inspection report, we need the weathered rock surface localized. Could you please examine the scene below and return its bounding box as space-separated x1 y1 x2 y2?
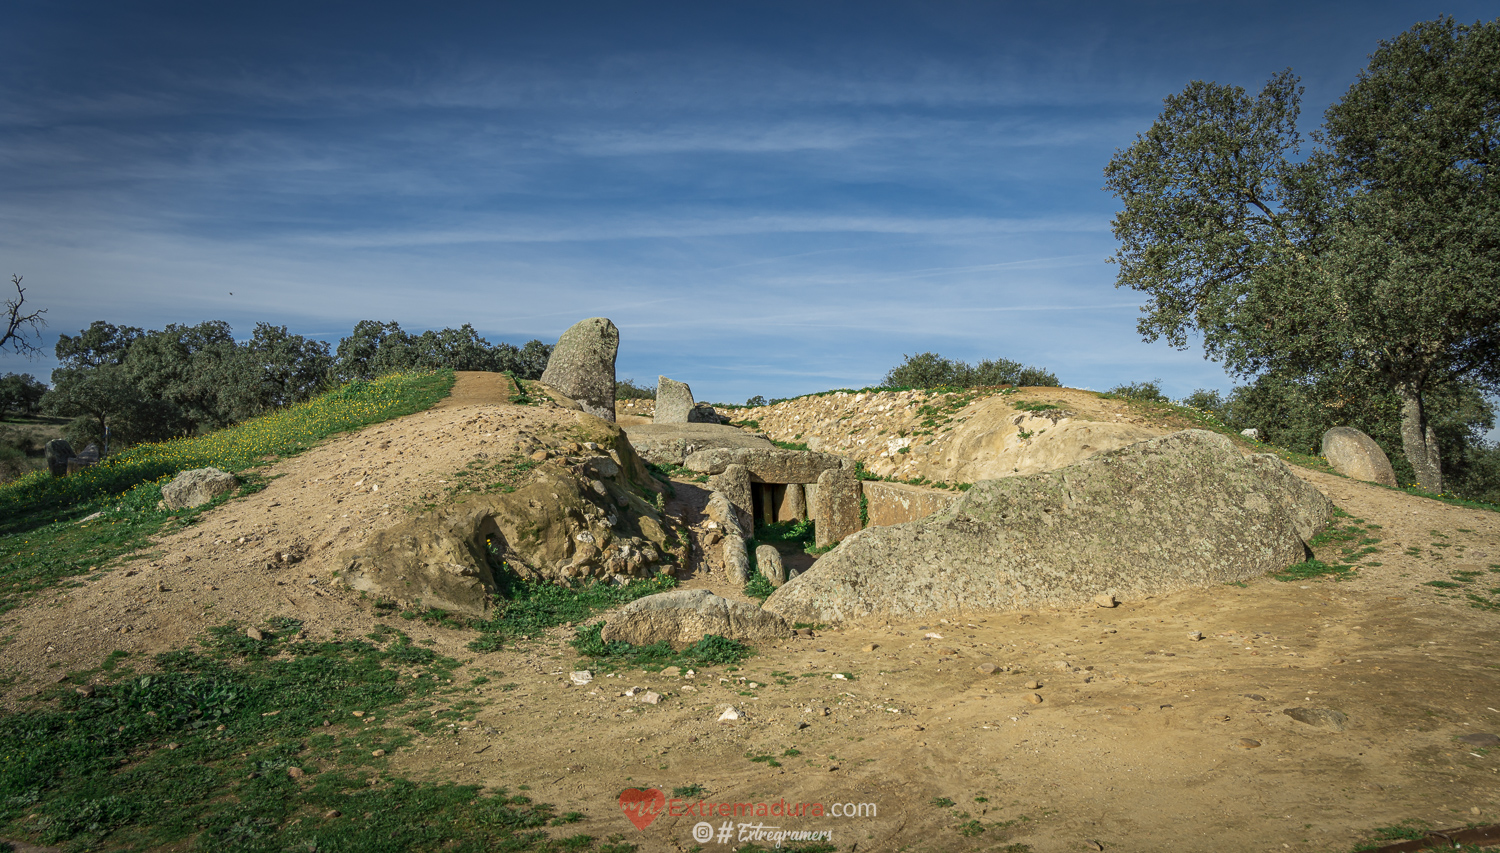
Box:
342 414 676 616
723 535 751 584
756 544 787 587
862 480 959 527
162 467 239 510
766 430 1333 624
716 464 754 532
44 438 74 478
655 376 696 424
540 317 619 422
1321 427 1397 487
813 467 862 548
778 483 807 522
601 589 788 648
622 423 774 467
685 447 852 483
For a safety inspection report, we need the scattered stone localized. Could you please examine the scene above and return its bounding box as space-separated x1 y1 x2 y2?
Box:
1085 840 1104 852
1458 733 1500 748
539 317 620 421
1023 680 1041 690
978 662 999 675
75 684 96 698
661 666 681 677
1241 428 1261 441
569 671 593 686
324 809 341 819
601 589 789 649
765 430 1333 623
718 707 741 722
639 691 662 705
246 627 264 641
1237 738 1261 749
1283 707 1348 731
1093 593 1117 608
1244 694 1266 701
1321 427 1398 487
923 632 943 640
1188 631 1204 641
1024 693 1043 704
1121 704 1141 712
161 467 239 511
372 749 386 757
756 544 787 587
288 767 306 779
862 644 879 653
655 376 697 424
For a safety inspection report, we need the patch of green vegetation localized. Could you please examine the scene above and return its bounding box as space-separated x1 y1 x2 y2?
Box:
0 372 454 619
744 573 775 603
441 454 541 500
671 784 707 800
1273 559 1357 582
931 797 956 808
1012 401 1061 413
1351 819 1431 851
467 563 679 653
504 371 537 405
747 754 781 768
1424 580 1465 589
0 621 609 852
771 439 810 452
570 623 753 671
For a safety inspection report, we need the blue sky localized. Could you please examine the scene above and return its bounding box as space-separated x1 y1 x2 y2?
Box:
2 1 1494 412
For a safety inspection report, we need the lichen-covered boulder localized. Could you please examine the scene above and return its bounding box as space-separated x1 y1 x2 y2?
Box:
44 439 74 478
756 544 787 587
162 467 239 510
540 317 619 422
1321 427 1397 486
601 589 788 649
765 430 1333 624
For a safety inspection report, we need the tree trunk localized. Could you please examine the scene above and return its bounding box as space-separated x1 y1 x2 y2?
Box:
1395 381 1443 493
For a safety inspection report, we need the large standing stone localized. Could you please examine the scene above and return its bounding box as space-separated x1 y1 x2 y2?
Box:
161 467 239 510
717 464 754 532
44 439 74 478
766 430 1334 624
540 317 619 422
756 545 787 587
777 483 806 522
862 480 959 527
655 376 695 424
1321 427 1397 487
600 589 788 649
814 467 862 549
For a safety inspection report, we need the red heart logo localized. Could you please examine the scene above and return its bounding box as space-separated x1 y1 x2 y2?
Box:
618 787 665 830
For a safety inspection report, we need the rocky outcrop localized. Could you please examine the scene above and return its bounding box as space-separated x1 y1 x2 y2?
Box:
622 423 775 467
601 589 788 649
1322 427 1397 487
655 376 696 424
765 430 1333 624
540 317 619 422
162 467 239 510
341 413 677 616
685 447 852 483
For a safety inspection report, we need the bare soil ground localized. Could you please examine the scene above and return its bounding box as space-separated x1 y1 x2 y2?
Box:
3 373 1499 852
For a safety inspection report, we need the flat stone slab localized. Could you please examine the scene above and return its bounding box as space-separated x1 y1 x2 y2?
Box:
684 447 852 483
623 423 774 467
601 589 788 648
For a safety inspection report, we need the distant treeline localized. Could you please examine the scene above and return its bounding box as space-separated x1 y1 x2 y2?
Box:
5 319 550 450
882 352 1061 390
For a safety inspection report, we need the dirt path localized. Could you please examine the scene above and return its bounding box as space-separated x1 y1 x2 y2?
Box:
3 378 1499 852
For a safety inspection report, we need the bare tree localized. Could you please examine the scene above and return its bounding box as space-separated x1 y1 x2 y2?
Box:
1 275 46 357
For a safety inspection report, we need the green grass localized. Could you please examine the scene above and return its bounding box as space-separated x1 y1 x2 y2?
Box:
0 371 455 620
466 564 679 653
1273 559 1357 582
0 621 616 852
570 623 753 671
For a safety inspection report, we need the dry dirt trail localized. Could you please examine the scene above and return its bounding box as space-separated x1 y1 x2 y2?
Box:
2 373 1499 853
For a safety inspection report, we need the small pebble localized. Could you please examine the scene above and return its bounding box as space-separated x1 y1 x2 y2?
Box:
372 749 386 757
1237 738 1261 749
1024 693 1043 704
1023 680 1041 690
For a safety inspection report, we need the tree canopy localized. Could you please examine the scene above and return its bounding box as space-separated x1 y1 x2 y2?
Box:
1105 17 1500 492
